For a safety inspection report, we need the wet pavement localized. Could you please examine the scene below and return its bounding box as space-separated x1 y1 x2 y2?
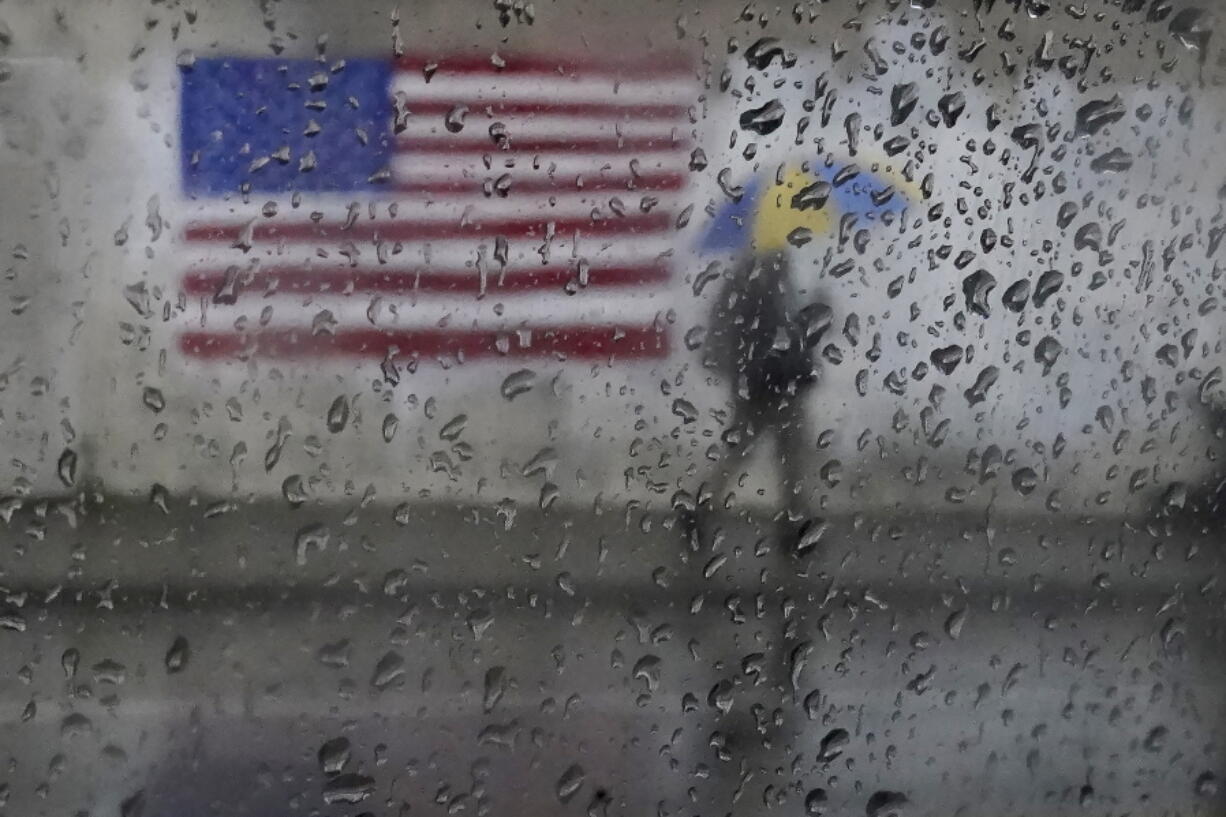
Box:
0 496 1221 817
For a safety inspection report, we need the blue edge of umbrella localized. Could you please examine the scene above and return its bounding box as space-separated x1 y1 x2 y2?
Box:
700 163 912 253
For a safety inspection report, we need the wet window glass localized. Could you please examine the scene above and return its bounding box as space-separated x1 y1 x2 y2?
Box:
0 1 1224 815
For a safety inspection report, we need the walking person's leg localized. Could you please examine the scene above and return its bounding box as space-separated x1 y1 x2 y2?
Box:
729 385 815 816
776 386 815 536
717 397 810 817
693 396 764 550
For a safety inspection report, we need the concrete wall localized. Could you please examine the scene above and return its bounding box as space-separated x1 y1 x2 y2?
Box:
0 0 1223 516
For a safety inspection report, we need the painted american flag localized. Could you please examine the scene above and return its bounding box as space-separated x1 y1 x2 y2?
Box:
175 52 695 364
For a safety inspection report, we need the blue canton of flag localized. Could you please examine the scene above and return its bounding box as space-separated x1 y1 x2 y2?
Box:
180 57 392 196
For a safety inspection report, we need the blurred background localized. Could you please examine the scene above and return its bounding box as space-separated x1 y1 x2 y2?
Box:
1 0 1225 815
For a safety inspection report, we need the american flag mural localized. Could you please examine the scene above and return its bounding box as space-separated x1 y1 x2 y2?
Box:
175 53 695 363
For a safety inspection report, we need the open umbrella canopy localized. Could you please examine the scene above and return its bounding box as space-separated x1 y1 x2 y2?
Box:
700 157 920 254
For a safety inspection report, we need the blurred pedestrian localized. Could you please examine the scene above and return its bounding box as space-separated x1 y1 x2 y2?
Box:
1160 370 1226 522
683 248 831 547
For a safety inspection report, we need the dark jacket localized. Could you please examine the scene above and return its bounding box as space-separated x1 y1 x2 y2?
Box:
704 251 829 403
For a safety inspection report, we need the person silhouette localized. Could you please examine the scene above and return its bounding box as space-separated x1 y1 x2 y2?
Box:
686 247 831 547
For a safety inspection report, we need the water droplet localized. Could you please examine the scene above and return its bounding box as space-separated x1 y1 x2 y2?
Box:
60 712 93 739
57 448 77 488
483 666 507 712
467 607 495 638
884 135 910 156
1011 123 1041 150
671 398 698 423
294 523 330 566
805 788 828 816
1057 202 1079 229
445 104 468 133
1034 336 1062 375
1169 8 1212 56
556 764 586 803
62 648 80 678
146 195 163 241
440 414 468 441
317 639 351 668
0 609 26 632
945 608 967 639
165 636 190 673
929 345 963 375
311 309 337 336
787 227 813 247
890 83 918 125
124 282 152 318
322 773 375 804
1033 270 1063 307
1143 725 1168 752
739 99 785 135
326 396 349 433
1091 147 1133 174
962 270 996 318
1075 95 1125 136
803 689 822 719
371 650 405 690
485 121 510 150
800 303 833 346
282 475 308 507
818 728 850 762
1002 280 1031 312
717 168 744 201
796 517 828 556
116 791 147 817
632 655 662 692
792 180 832 211
318 737 351 776
844 112 862 154
708 679 734 712
964 366 1000 406
937 91 965 127
93 658 126 685
1012 467 1038 496
1162 482 1189 512
866 790 908 817
142 387 166 413
500 369 536 400
744 36 787 69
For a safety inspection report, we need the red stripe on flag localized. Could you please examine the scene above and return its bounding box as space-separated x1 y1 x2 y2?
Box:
182 263 670 297
182 212 672 243
179 325 668 361
394 172 686 195
399 100 689 119
394 136 688 153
